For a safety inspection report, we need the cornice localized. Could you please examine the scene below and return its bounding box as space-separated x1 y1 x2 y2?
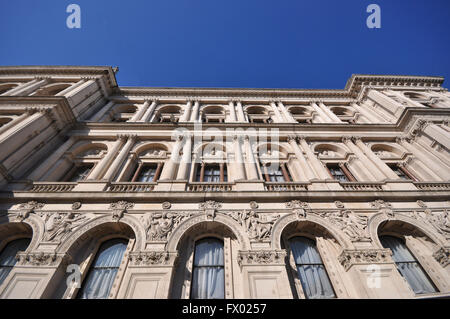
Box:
0 66 118 88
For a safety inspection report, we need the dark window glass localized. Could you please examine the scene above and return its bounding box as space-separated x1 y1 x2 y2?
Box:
267 165 285 182
77 239 128 299
289 237 335 299
68 165 93 182
137 165 157 182
327 164 349 182
191 238 224 299
388 164 411 180
380 236 437 294
0 238 31 285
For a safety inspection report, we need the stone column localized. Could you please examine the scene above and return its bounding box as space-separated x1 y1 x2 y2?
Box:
236 101 246 122
342 137 381 181
387 90 425 108
396 137 443 181
278 101 296 123
88 136 126 180
130 100 150 122
353 138 399 180
140 100 158 122
270 101 284 123
27 136 78 180
0 113 29 136
90 101 115 122
421 122 450 150
298 137 330 180
351 102 379 123
310 102 330 123
233 135 246 180
55 79 86 96
288 136 315 181
367 89 404 115
0 110 51 162
188 101 199 122
228 101 237 122
176 134 192 180
318 102 342 123
244 136 259 180
9 78 49 96
180 100 192 122
103 136 136 180
1 80 39 96
159 135 184 180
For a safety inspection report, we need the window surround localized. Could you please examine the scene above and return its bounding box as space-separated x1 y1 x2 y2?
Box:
64 234 135 299
282 233 340 299
326 163 356 182
181 234 234 299
194 162 228 182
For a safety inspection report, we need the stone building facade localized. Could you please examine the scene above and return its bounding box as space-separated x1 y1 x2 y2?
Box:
0 66 449 299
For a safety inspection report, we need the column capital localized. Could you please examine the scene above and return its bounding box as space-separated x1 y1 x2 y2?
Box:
287 134 297 143
341 136 353 144
296 135 306 142
351 136 363 143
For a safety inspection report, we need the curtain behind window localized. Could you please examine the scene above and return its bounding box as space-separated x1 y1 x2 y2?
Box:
77 238 128 299
380 236 437 294
0 238 31 285
191 238 224 299
289 237 335 299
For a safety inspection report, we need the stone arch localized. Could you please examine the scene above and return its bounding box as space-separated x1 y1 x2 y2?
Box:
193 141 227 159
368 212 447 249
287 105 313 115
133 142 170 156
33 83 72 96
0 214 44 252
370 143 405 158
0 117 13 127
271 213 354 250
313 143 348 158
256 142 290 159
245 105 270 115
330 106 355 116
201 104 226 114
0 83 19 95
57 214 146 254
156 104 183 114
167 213 250 251
69 141 110 156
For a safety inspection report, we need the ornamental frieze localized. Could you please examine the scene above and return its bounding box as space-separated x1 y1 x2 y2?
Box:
433 247 449 267
110 201 134 222
237 250 286 266
318 210 371 242
141 212 195 242
338 249 393 271
407 210 450 240
229 210 280 242
41 212 88 242
16 252 70 267
128 251 178 266
13 201 45 221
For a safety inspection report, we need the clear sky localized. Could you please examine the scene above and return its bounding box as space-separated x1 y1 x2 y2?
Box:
1 0 449 89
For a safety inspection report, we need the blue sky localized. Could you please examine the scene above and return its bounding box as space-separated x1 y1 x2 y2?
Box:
1 0 449 89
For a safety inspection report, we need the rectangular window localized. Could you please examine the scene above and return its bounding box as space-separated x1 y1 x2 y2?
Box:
137 165 157 182
327 164 354 182
263 163 292 182
67 164 93 182
388 164 416 181
196 164 227 182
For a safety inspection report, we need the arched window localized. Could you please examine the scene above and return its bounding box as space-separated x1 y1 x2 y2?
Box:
289 237 335 299
191 238 224 299
77 238 128 299
0 238 31 285
379 235 437 294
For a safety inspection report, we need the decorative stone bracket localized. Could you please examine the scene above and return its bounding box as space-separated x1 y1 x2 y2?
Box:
128 251 178 266
16 251 72 267
110 201 134 222
338 249 393 271
237 250 286 267
433 247 449 267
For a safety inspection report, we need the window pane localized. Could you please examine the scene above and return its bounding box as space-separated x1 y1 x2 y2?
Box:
289 237 335 299
77 239 128 299
68 165 92 182
380 236 437 294
137 165 157 182
191 238 225 299
0 238 30 285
